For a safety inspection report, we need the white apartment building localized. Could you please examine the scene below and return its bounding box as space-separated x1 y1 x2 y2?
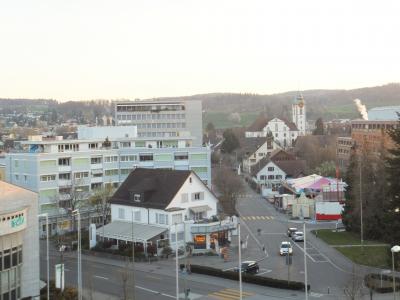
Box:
115 100 203 146
5 126 211 235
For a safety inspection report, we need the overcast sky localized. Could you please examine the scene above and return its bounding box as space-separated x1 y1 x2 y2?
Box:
1 0 399 101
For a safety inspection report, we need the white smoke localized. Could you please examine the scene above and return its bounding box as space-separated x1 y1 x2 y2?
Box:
353 98 368 120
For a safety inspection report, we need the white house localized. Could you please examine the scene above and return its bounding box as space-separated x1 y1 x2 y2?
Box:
251 149 306 193
97 168 236 253
242 137 282 173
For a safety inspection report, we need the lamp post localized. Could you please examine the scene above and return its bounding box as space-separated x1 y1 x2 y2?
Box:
131 210 136 300
303 222 308 300
38 213 50 300
72 209 82 300
175 222 179 300
391 245 400 300
238 219 242 300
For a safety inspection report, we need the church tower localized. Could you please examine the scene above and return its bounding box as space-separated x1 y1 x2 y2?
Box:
292 93 306 135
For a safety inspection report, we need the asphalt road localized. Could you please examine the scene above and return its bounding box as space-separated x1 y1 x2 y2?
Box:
235 181 353 296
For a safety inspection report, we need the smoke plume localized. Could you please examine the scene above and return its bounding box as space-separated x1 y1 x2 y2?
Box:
353 98 368 120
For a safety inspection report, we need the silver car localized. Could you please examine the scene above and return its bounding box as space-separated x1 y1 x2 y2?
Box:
292 231 304 242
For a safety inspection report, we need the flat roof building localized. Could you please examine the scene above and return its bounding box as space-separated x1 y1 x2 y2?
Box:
0 181 39 299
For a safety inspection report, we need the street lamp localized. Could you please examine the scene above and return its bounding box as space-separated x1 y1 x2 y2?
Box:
238 219 242 300
303 222 308 300
72 209 82 300
391 245 400 300
38 213 50 300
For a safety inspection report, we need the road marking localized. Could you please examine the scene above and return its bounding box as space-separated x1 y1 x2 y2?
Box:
209 288 254 300
310 292 324 298
136 285 175 298
257 269 272 275
237 211 268 258
145 275 161 280
93 275 108 280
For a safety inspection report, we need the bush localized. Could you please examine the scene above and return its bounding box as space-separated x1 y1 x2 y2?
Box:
365 273 400 293
40 280 78 300
190 265 309 291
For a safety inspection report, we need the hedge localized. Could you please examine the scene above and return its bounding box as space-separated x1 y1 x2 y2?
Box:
365 273 400 293
190 265 310 291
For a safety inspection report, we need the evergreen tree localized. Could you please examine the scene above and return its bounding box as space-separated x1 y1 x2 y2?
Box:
383 117 400 244
221 129 240 153
313 118 324 135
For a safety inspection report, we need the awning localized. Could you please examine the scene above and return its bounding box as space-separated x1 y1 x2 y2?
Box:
190 205 212 214
97 221 167 242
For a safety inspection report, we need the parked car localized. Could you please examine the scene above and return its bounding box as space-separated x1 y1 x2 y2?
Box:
292 231 304 242
287 227 298 237
279 241 293 256
234 261 260 274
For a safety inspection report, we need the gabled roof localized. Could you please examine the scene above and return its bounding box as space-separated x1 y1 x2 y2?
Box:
110 168 191 209
241 137 269 155
247 116 299 132
251 150 306 178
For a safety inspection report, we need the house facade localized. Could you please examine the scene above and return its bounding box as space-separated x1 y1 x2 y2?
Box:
242 137 281 173
98 168 236 253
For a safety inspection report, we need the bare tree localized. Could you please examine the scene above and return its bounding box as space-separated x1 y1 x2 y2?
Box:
344 266 364 300
214 167 244 215
89 183 115 242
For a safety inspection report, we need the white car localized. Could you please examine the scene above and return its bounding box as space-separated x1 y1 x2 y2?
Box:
279 241 293 256
292 231 304 242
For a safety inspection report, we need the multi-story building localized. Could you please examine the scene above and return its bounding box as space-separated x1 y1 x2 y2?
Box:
115 100 203 146
336 119 398 169
5 126 211 235
0 181 39 299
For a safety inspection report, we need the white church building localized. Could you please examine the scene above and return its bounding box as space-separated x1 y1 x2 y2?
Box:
245 94 306 148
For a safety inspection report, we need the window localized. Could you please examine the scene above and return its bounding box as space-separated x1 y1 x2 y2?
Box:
104 156 118 163
120 155 136 162
172 214 183 224
268 175 274 179
120 169 131 175
181 193 188 203
118 208 125 220
15 174 19 181
74 172 89 179
58 158 71 166
120 142 131 148
268 167 274 171
193 212 203 220
139 153 153 161
133 194 141 202
260 175 266 180
134 211 141 222
91 157 102 164
59 173 71 180
174 152 188 160
105 169 118 176
192 192 204 201
89 143 98 149
156 213 169 225
40 175 56 182
276 175 283 179
177 231 184 241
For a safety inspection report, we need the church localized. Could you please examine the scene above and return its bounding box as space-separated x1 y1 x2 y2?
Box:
245 93 306 148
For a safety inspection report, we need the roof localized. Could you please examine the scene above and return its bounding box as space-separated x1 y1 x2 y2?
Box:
247 116 298 132
110 168 191 209
273 160 306 178
96 221 167 242
250 149 305 177
241 137 269 155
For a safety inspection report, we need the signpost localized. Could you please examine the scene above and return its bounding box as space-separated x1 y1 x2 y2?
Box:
55 264 65 291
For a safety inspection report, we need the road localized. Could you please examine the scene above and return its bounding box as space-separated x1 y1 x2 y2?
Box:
235 179 354 296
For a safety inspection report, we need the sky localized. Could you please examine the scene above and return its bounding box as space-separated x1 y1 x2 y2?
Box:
1 0 400 101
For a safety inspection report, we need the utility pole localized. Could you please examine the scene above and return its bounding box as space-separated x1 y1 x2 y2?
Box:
131 210 136 300
238 220 243 300
359 158 364 250
304 222 308 300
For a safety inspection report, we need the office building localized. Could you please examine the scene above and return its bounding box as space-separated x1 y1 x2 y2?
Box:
0 181 39 299
114 100 203 146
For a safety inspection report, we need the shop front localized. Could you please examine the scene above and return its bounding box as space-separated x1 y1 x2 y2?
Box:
190 220 236 252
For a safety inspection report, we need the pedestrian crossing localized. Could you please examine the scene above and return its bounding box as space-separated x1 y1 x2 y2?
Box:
241 216 274 221
208 288 254 300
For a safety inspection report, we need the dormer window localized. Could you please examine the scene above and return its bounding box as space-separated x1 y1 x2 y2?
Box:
189 177 192 183
134 194 141 202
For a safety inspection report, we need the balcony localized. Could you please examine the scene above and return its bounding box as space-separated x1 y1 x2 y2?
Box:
190 218 237 234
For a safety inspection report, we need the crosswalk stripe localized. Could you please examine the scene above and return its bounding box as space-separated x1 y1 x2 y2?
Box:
251 216 256 220
255 216 261 220
260 216 266 220
209 289 254 300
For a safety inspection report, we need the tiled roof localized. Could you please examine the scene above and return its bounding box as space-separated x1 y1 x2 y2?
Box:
110 168 191 209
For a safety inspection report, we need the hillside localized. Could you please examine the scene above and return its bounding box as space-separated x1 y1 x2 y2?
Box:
1 83 399 128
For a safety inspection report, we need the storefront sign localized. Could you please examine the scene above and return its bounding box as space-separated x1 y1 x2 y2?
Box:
10 216 25 228
0 209 27 236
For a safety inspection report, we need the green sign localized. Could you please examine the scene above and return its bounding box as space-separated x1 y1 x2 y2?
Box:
10 216 25 228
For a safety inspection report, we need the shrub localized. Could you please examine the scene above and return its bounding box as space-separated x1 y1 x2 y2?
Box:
190 265 309 291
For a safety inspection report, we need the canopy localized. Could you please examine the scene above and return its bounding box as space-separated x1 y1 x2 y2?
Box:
97 221 167 242
189 205 212 213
